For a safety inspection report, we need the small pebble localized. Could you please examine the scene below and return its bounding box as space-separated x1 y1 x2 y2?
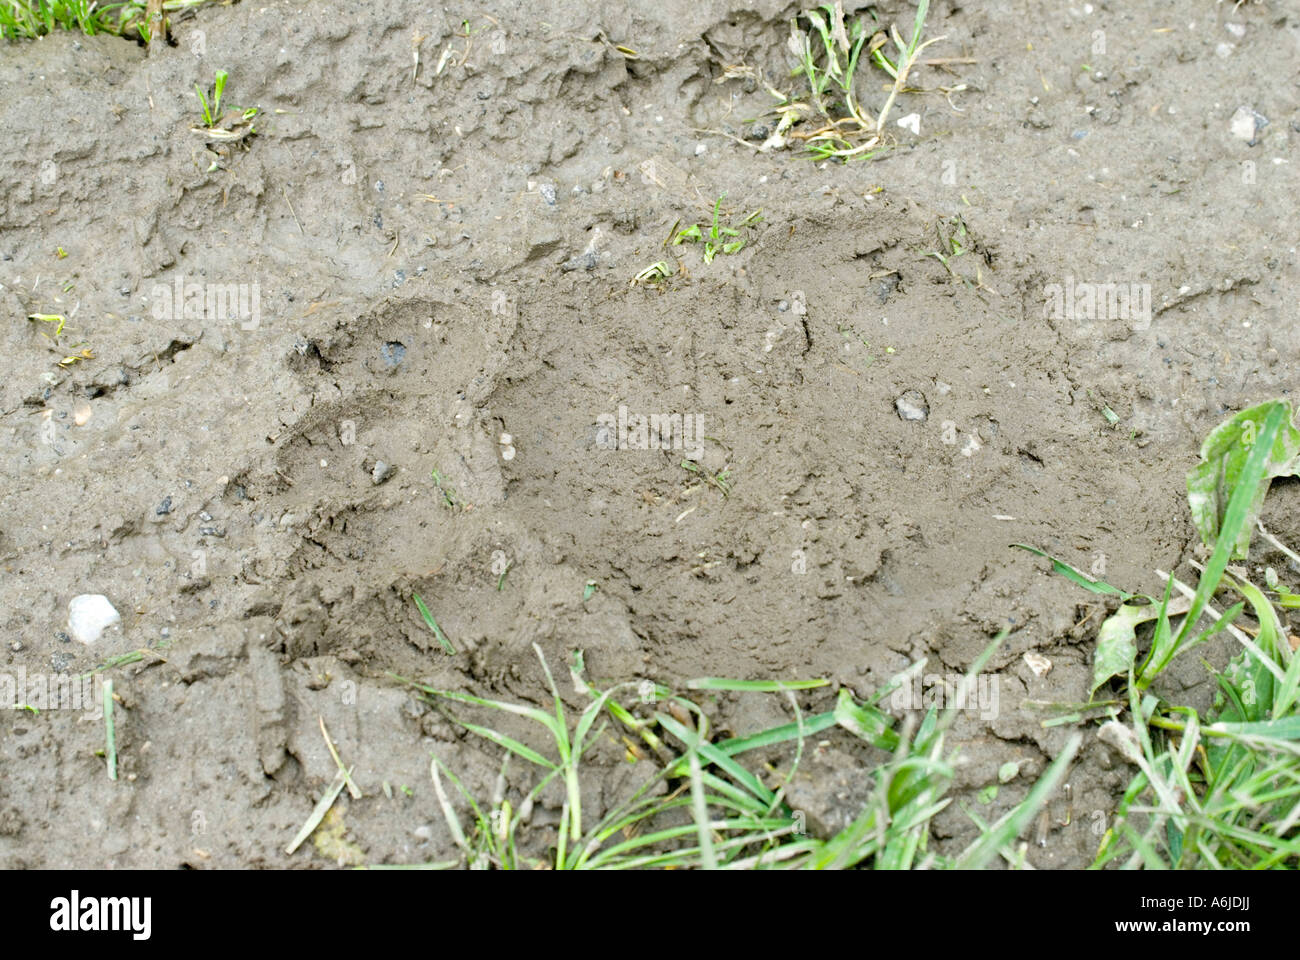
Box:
1023 651 1053 677
68 595 121 645
156 496 173 516
372 461 397 485
561 250 598 272
895 390 930 422
1229 105 1268 145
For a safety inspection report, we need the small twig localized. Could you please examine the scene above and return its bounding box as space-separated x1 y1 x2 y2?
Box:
282 187 305 235
689 127 761 153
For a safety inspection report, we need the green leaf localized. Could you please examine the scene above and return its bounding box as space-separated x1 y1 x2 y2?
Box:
910 0 931 53
1186 401 1300 559
1144 403 1288 691
1091 603 1153 697
412 593 456 654
833 688 900 750
1208 715 1300 740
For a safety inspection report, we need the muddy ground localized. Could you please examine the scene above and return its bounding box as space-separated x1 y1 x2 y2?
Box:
1 0 1298 868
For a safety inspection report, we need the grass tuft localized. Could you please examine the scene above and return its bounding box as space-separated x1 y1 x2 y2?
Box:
1 0 216 41
1021 400 1300 868
762 1 946 161
394 635 1079 869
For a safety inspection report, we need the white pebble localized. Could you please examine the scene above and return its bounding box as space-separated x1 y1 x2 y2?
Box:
68 595 121 645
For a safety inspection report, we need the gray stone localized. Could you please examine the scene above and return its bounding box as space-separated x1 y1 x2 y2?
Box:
895 390 929 422
1229 106 1268 146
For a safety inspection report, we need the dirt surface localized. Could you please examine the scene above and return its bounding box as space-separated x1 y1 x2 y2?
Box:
2 0 1298 868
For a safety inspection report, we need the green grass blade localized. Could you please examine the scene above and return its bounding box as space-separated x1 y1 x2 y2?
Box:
1013 544 1137 600
411 593 456 654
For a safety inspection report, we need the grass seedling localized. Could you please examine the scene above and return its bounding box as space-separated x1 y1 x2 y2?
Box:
411 592 455 655
673 196 761 264
194 69 228 128
27 312 66 338
630 261 673 286
922 214 996 293
838 324 878 367
191 69 260 162
27 312 93 367
430 469 461 509
681 459 731 496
